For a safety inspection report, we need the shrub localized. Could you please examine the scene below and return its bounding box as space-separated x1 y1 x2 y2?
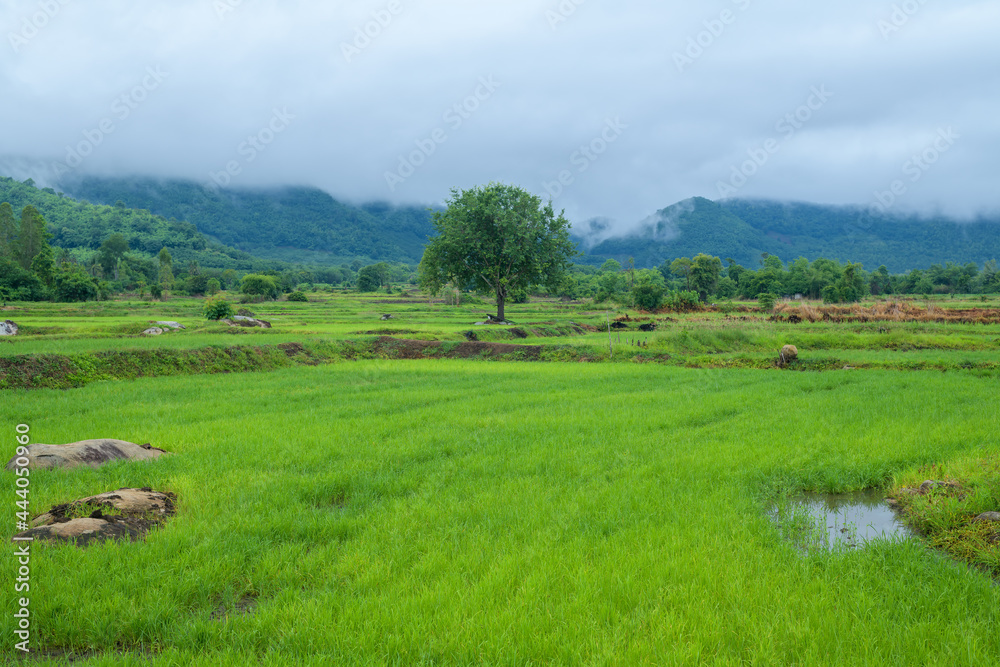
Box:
287 291 308 302
54 265 98 302
149 283 163 300
663 290 701 313
631 283 664 311
241 274 279 300
206 278 221 295
758 292 778 312
204 296 234 320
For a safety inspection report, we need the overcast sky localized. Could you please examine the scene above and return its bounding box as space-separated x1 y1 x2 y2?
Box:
3 0 998 233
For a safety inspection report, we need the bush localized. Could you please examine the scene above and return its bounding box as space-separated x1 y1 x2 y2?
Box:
54 265 98 302
758 292 778 312
287 291 308 302
631 283 664 311
206 278 221 295
204 296 234 320
149 283 163 300
663 290 701 313
241 274 279 300
356 265 383 292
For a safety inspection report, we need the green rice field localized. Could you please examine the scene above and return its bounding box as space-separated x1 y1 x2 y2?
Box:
2 292 999 664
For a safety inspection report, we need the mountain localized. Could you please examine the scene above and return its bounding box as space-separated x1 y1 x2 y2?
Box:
579 197 1000 273
56 176 437 265
0 175 275 271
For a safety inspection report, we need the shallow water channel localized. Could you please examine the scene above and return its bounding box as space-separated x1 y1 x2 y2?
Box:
774 489 915 551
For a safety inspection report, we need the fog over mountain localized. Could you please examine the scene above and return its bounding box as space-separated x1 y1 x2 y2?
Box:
3 0 999 234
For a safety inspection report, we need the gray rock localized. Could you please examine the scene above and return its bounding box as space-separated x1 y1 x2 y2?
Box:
0 320 18 336
142 327 164 336
973 512 1000 523
31 488 176 527
13 488 176 547
779 344 798 363
5 439 170 471
919 480 943 493
380 314 393 321
227 316 272 328
153 321 185 329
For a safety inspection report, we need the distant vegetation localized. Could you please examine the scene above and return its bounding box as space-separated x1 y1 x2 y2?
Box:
57 175 438 265
580 196 1000 274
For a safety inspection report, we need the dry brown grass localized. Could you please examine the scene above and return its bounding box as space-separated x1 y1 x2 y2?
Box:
773 300 1000 324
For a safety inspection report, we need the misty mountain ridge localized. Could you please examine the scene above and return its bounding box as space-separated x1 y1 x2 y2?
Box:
577 197 1000 273
2 166 998 274
54 175 439 265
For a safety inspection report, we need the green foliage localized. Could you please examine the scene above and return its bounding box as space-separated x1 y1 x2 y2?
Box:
185 274 209 296
631 283 664 311
690 253 723 299
206 278 221 295
54 263 99 302
149 283 163 299
59 176 437 264
757 292 777 312
0 256 49 301
419 182 576 320
357 263 390 292
583 196 1000 274
0 178 281 275
203 296 234 320
663 289 702 312
0 202 15 260
287 290 308 302
98 233 129 278
240 274 279 300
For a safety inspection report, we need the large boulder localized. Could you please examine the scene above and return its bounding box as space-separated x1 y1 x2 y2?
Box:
5 439 170 471
0 320 17 336
13 488 176 547
153 321 185 329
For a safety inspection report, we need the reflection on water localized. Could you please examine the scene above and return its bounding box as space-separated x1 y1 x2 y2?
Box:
774 489 914 550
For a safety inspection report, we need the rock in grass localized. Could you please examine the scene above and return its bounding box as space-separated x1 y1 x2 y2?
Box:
153 321 185 329
142 327 164 336
780 344 798 363
5 439 170 471
31 488 176 527
0 320 17 336
224 316 272 328
14 488 176 547
973 512 1000 523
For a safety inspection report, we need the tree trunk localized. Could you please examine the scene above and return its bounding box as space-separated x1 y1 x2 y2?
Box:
496 293 505 322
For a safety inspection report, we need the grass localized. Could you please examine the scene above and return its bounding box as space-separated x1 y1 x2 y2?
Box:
2 292 1000 664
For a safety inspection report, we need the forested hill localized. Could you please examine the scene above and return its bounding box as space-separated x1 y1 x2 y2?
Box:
57 176 437 265
580 197 1000 273
0 175 274 271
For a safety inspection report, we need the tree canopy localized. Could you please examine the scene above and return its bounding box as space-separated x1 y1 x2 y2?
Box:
419 183 576 321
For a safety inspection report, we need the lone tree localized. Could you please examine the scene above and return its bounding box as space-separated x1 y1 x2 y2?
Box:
419 183 576 322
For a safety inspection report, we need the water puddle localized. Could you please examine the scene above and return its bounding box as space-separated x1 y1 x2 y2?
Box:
772 489 914 552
